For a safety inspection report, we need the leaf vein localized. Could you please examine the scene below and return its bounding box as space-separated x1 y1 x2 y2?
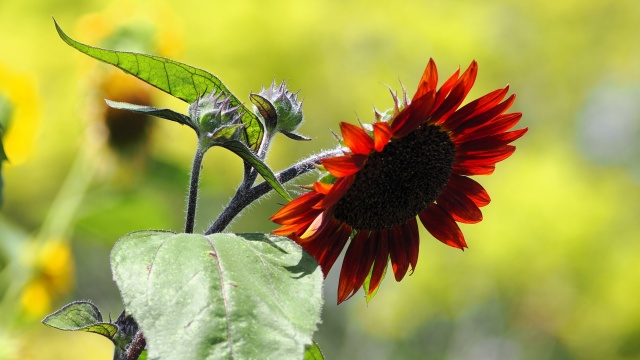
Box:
206 237 236 359
242 240 299 343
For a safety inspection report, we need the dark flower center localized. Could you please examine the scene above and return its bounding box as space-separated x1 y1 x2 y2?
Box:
333 124 456 230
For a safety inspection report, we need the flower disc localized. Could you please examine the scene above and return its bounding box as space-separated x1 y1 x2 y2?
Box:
333 125 455 230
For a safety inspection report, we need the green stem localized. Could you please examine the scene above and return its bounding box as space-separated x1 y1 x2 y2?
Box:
185 147 205 233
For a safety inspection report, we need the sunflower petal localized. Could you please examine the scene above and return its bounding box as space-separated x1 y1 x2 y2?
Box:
453 164 495 175
300 211 332 239
392 90 436 138
388 224 410 281
270 191 323 224
403 217 420 272
431 61 478 123
340 122 374 155
321 154 366 177
432 67 461 112
447 174 490 207
367 229 389 295
338 231 373 303
456 128 528 153
443 86 510 131
437 185 483 224
304 220 352 276
373 121 393 152
313 176 354 210
412 58 438 101
447 94 516 133
313 181 333 194
419 204 467 249
456 145 516 166
457 112 523 141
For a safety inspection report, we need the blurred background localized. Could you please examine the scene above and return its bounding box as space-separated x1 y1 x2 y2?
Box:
1 0 639 359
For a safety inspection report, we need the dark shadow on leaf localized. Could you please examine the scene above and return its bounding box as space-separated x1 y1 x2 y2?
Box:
284 257 318 279
236 233 319 279
236 232 287 253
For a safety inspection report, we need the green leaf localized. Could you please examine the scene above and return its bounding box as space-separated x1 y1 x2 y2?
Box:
282 131 312 141
221 140 291 201
304 342 325 360
209 123 243 143
363 260 387 303
111 231 323 360
42 301 118 339
42 302 141 360
54 19 264 151
249 93 277 133
105 100 196 132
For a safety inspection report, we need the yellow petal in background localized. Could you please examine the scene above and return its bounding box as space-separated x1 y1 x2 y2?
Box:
0 62 41 166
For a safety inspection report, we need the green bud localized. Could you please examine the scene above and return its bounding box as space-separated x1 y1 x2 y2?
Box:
189 90 244 149
255 80 304 134
189 90 243 135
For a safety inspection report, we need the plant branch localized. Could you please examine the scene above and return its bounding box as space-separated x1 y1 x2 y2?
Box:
126 331 146 360
185 147 205 233
244 132 274 187
205 149 341 235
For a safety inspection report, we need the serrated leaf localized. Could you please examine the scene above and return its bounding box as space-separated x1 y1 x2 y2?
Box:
42 301 118 339
54 19 264 151
111 231 323 360
249 93 277 133
282 131 312 141
221 140 291 201
105 100 196 132
304 342 324 360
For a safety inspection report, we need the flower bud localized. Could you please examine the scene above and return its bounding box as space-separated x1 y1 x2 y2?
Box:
189 90 243 136
256 80 303 134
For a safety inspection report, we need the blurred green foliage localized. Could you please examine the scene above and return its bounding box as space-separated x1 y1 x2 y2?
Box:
1 0 639 359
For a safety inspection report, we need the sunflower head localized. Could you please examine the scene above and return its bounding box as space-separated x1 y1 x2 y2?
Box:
271 59 527 304
100 72 154 153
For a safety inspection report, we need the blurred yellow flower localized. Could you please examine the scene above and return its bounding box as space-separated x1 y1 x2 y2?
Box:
20 239 74 318
0 62 41 165
20 281 51 319
73 1 184 159
75 0 183 60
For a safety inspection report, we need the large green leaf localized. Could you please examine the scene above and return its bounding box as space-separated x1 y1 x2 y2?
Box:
111 231 323 360
54 19 264 151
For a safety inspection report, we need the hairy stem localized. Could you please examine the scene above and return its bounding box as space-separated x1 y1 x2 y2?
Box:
205 149 341 235
126 331 146 360
244 132 274 187
185 147 205 233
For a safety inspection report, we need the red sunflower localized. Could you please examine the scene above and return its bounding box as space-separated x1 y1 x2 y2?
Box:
271 59 527 304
